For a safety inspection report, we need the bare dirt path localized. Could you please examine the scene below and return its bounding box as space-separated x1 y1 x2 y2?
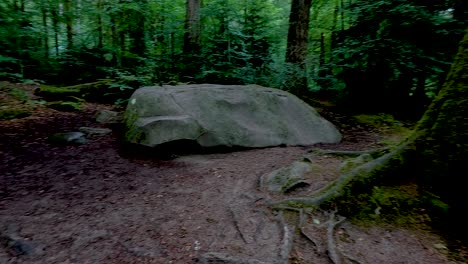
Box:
0 86 458 263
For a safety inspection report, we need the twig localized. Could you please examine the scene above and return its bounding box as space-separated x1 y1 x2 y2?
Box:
228 206 248 244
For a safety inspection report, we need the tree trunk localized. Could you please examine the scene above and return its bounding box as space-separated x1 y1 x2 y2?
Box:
97 0 103 49
41 0 49 59
413 29 468 207
50 0 59 56
285 0 313 96
340 0 345 31
128 0 147 56
275 29 468 232
63 0 73 50
183 0 201 54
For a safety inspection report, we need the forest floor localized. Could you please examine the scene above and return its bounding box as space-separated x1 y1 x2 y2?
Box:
1 82 467 263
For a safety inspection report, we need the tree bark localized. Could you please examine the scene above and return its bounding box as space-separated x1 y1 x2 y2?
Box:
285 0 313 95
97 0 103 49
49 0 59 56
275 29 468 231
286 0 312 65
128 0 147 56
63 0 73 50
183 0 201 54
41 0 49 59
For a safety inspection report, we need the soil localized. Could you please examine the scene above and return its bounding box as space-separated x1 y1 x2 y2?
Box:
0 82 463 263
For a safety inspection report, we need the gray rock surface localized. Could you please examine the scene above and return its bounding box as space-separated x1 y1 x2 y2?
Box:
96 110 123 124
48 132 86 144
124 84 341 148
0 224 44 256
79 127 112 137
259 161 313 193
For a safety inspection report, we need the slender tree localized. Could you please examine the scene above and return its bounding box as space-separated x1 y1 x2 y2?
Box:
183 0 201 54
285 0 313 96
63 0 74 50
96 0 104 49
49 0 60 56
40 0 49 59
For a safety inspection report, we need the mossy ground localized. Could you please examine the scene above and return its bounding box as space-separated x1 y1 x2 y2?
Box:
0 109 31 120
46 101 82 112
353 113 414 146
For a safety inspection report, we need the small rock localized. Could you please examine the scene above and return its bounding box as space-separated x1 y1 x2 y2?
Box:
79 127 112 137
260 161 312 193
433 243 448 250
1 224 44 256
48 132 86 144
96 110 123 124
7 239 37 256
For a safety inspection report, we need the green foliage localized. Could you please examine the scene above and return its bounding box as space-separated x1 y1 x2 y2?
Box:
105 69 154 104
310 0 465 116
0 0 463 113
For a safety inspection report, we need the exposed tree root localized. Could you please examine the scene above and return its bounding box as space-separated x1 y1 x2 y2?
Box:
297 209 324 255
198 252 269 264
326 211 346 264
271 141 412 209
277 211 294 264
309 148 390 158
299 227 324 255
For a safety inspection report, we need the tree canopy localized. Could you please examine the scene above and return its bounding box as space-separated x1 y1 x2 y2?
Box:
0 0 466 115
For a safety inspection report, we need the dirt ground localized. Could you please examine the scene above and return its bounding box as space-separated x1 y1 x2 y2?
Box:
0 83 463 263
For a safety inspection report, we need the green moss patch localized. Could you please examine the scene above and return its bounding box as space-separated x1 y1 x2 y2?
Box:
353 113 401 128
0 109 31 120
354 113 413 146
46 101 81 112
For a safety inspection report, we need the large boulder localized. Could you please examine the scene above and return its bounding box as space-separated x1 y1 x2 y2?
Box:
124 84 341 148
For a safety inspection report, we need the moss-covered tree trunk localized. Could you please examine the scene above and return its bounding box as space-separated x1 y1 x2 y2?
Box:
276 29 468 230
411 29 468 214
354 29 468 214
